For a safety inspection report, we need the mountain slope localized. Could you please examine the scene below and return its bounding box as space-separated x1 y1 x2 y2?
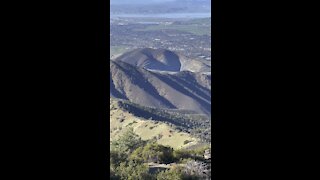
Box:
110 98 202 149
115 48 210 72
110 60 211 115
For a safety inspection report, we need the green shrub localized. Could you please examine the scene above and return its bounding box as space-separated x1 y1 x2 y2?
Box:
116 160 154 180
156 166 184 180
141 143 174 164
111 128 144 154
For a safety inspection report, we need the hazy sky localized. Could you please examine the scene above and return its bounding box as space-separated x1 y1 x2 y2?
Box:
111 0 183 5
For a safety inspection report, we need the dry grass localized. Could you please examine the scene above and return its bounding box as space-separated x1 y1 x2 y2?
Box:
110 98 199 149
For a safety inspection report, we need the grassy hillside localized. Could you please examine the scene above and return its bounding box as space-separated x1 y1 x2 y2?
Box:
110 98 210 149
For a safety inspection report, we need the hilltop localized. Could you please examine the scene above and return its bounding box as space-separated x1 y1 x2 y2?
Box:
115 48 211 72
110 59 211 115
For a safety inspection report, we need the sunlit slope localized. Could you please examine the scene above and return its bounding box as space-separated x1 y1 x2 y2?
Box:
110 98 200 149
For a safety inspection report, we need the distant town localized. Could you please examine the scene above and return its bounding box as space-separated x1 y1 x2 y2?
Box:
110 17 211 61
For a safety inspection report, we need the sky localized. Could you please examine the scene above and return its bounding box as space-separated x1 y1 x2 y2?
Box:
111 0 176 5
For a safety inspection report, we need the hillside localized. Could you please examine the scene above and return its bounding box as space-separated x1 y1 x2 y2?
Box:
110 98 206 149
115 48 211 72
110 59 211 115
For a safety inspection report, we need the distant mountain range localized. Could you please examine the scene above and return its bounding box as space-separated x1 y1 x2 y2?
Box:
110 0 211 14
110 56 211 115
111 0 210 5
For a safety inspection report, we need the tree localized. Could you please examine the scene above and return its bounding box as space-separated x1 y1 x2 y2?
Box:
116 160 154 180
111 127 144 154
140 143 174 164
129 146 144 164
183 160 210 179
156 166 184 180
110 150 127 168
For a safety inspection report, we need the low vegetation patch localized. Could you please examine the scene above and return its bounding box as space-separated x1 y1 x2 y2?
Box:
110 128 211 180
